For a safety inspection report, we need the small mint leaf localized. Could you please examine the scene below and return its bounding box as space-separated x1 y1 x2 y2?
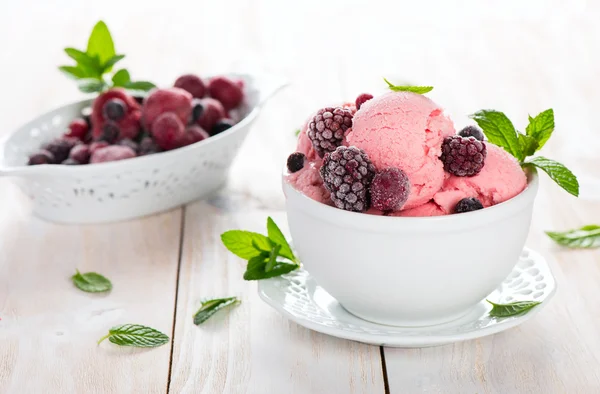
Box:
59 65 85 80
470 110 523 160
524 156 579 196
518 133 539 157
72 270 112 293
111 69 131 87
243 261 298 281
383 78 433 94
103 54 125 73
124 81 156 92
265 244 281 272
546 225 600 249
87 21 116 65
266 217 297 262
98 324 169 348
64 48 102 78
487 300 541 317
77 78 107 93
294 129 301 137
193 297 240 325
526 109 554 152
221 230 273 260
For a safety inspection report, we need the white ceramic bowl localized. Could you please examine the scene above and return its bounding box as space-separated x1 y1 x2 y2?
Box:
0 73 286 224
283 172 539 327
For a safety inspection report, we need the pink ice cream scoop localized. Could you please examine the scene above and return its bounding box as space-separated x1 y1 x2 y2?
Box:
433 143 527 213
346 91 455 210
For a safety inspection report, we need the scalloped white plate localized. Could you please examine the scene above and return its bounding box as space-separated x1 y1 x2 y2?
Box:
258 248 556 347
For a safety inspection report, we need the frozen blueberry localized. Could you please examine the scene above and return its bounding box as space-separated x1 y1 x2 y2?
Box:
102 98 127 121
211 119 235 136
458 126 484 141
286 152 306 173
454 197 484 213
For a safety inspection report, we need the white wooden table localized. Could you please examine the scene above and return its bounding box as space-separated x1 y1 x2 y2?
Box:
1 2 600 393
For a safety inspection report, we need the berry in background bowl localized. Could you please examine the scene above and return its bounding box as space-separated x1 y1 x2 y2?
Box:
282 79 578 326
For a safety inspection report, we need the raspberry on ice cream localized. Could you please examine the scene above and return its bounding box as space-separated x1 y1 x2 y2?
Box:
151 112 186 150
307 107 353 158
174 74 206 98
440 135 487 177
143 87 193 128
370 168 411 212
207 76 243 110
90 145 136 164
320 146 376 212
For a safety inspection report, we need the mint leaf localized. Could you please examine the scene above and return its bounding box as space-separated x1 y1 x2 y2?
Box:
470 110 523 160
97 324 169 348
59 65 85 80
102 54 125 72
487 300 541 317
221 230 273 260
265 244 281 272
111 69 131 87
524 156 579 196
64 48 103 78
546 225 600 248
383 78 433 94
87 21 116 65
124 81 156 91
295 129 301 137
193 297 240 325
518 133 539 157
243 260 298 281
72 270 112 293
526 109 554 151
266 217 297 262
77 78 107 93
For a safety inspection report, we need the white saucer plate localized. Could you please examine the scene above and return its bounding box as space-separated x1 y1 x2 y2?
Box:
258 248 556 348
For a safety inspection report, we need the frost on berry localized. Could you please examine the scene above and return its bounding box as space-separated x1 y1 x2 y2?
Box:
319 146 376 212
370 168 411 212
440 136 487 177
307 107 353 158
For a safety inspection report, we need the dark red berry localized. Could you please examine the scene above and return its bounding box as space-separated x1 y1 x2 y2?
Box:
66 118 89 140
207 76 244 110
458 125 484 141
454 197 484 213
143 87 193 129
42 137 80 163
69 144 91 164
440 136 487 177
118 138 139 153
100 122 120 143
62 158 80 165
174 74 206 98
196 98 225 131
102 98 127 121
308 107 353 158
90 145 136 164
176 125 210 147
211 118 235 136
287 152 306 173
151 112 186 150
89 141 109 154
370 168 411 212
139 137 161 156
355 93 374 110
28 150 55 165
320 146 376 212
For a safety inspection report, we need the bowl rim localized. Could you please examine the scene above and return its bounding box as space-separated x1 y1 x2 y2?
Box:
0 73 262 175
283 167 539 230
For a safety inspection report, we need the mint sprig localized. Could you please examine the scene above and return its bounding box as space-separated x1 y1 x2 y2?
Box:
221 217 300 281
487 300 541 318
383 78 433 94
59 21 156 94
193 297 240 325
97 324 169 348
470 109 578 196
72 270 112 293
546 225 600 249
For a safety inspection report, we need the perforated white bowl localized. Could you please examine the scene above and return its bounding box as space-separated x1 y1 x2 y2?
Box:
0 74 286 224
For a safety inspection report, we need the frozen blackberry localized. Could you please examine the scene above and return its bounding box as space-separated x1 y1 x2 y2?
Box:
320 146 376 212
287 152 306 173
307 107 353 158
458 125 484 141
355 93 373 110
370 168 411 212
440 136 487 177
454 197 484 213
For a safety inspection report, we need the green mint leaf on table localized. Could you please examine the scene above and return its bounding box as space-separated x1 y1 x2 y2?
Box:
526 109 554 152
546 225 600 248
470 110 523 160
72 270 112 293
221 230 274 259
383 78 433 94
266 217 298 263
524 157 579 196
77 78 107 93
111 69 131 87
193 297 240 325
487 300 541 318
86 21 116 65
97 324 169 348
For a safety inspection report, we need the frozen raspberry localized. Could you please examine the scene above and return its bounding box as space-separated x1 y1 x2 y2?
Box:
62 158 80 165
196 98 225 131
28 150 55 165
138 137 161 156
355 93 373 110
42 137 80 163
174 74 206 98
287 152 306 173
320 146 376 212
117 110 142 140
211 118 235 136
90 145 136 164
370 168 411 212
440 136 487 177
208 76 244 110
65 118 89 140
142 87 193 129
118 138 139 153
69 144 91 164
454 197 484 214
100 121 120 143
308 107 353 158
176 125 210 147
458 125 484 141
151 112 186 150
89 141 109 154
91 88 140 140
102 98 127 121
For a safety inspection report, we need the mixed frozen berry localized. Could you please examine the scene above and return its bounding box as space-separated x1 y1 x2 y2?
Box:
27 74 245 166
458 125 484 141
440 135 487 177
287 152 306 173
454 197 484 213
308 107 353 158
370 168 410 212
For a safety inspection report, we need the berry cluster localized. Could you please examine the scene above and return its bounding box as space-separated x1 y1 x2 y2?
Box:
28 74 244 165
